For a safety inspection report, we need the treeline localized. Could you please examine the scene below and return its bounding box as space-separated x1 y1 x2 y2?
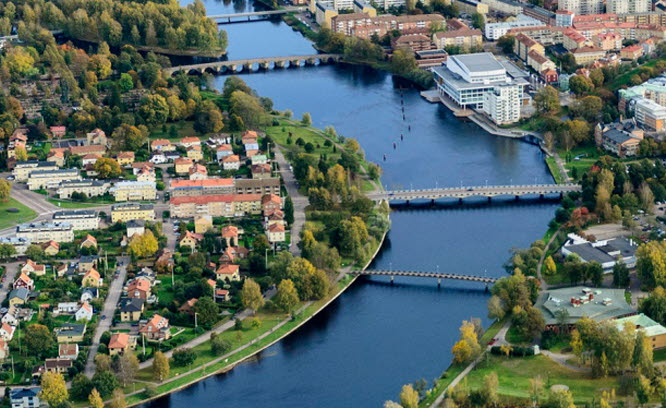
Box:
0 0 226 52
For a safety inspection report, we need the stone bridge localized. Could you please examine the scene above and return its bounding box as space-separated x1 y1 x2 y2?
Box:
353 270 498 287
366 183 581 203
164 54 343 76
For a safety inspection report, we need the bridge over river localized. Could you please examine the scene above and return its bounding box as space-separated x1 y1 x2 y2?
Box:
352 270 498 288
366 183 581 204
207 7 305 23
164 54 343 76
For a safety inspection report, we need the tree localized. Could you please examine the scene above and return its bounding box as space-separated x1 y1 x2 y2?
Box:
14 146 28 161
92 370 119 397
613 261 630 288
391 49 418 75
590 68 605 87
93 157 122 179
71 373 94 400
211 334 232 356
94 354 112 373
153 351 170 381
529 376 544 406
640 286 666 324
25 244 44 261
108 389 127 408
139 94 169 126
241 279 265 313
24 324 54 357
118 73 134 92
543 256 557 276
114 353 139 387
222 76 253 100
0 243 16 261
399 384 419 408
338 216 369 261
112 124 147 151
633 331 654 376
497 34 515 54
483 372 499 408
569 75 594 95
487 295 505 320
229 90 269 129
0 179 11 201
451 320 481 364
194 100 224 134
4 46 35 76
129 230 159 258
570 329 583 361
639 182 655 213
636 374 653 406
636 242 666 289
471 12 485 30
588 262 603 286
301 112 312 126
534 86 559 114
274 279 300 315
194 297 219 327
566 119 591 145
40 372 68 407
547 389 575 408
172 348 197 367
88 388 104 408
284 196 294 225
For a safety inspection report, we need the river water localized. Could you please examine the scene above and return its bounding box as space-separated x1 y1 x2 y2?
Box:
145 2 558 406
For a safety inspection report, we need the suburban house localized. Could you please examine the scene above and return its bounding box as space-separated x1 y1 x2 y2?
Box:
120 298 145 322
78 255 98 273
13 273 34 290
58 343 79 360
82 269 103 288
178 298 198 315
109 332 136 356
216 264 241 282
0 323 15 341
222 154 241 170
216 289 230 302
21 261 44 276
10 387 41 408
75 303 93 321
139 314 171 340
216 144 233 162
45 358 73 374
262 194 282 214
127 278 151 300
8 288 30 307
189 164 208 180
57 302 78 314
174 158 194 175
194 216 213 234
41 240 60 256
0 340 9 360
221 225 240 247
180 137 201 148
267 223 286 243
150 139 176 152
116 151 135 167
179 231 203 252
81 288 99 303
55 324 86 343
80 234 98 249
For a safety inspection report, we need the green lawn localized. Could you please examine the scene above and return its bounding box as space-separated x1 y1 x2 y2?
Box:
465 355 618 403
47 199 105 209
545 157 565 184
0 198 37 229
149 121 199 141
265 120 341 162
506 325 532 345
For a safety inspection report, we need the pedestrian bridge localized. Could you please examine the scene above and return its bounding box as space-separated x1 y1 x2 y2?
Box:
207 7 305 23
366 183 581 203
164 54 343 76
352 270 498 285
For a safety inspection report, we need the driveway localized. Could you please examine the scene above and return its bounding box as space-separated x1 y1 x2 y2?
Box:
273 146 306 256
84 255 130 377
0 262 21 303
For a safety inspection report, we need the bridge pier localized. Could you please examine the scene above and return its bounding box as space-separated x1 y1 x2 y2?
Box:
485 282 489 292
560 192 564 199
487 197 492 203
276 61 285 68
540 193 544 200
458 198 463 205
260 62 270 70
390 276 394 285
437 278 441 288
514 195 520 201
405 200 410 205
431 199 435 206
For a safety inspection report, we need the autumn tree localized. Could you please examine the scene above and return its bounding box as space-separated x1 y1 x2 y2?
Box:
14 146 28 161
301 112 312 126
95 354 112 373
108 389 127 408
391 49 418 76
93 157 122 179
194 100 224 134
612 261 630 288
129 230 158 258
114 353 139 387
88 388 104 408
639 182 655 213
229 90 269 129
40 372 69 407
637 242 666 289
25 324 54 357
153 351 169 381
240 278 265 313
543 256 557 276
497 34 515 54
338 216 369 261
274 279 300 315
483 372 499 408
451 320 481 364
547 389 575 408
399 384 419 408
570 74 594 95
487 295 505 320
138 94 169 126
112 124 147 151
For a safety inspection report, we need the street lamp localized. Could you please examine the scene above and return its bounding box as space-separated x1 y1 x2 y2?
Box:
194 312 199 329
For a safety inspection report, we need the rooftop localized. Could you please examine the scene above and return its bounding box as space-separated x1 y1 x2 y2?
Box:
535 286 635 325
451 52 505 74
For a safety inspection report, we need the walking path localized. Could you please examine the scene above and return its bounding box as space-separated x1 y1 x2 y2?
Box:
535 227 563 289
273 145 306 256
553 152 571 183
541 350 590 373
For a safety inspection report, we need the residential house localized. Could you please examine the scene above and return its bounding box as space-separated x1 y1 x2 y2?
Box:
392 34 432 52
57 302 78 314
109 332 136 356
216 264 241 281
222 154 241 170
215 289 230 302
126 220 145 238
80 234 97 249
262 194 282 214
136 166 156 183
80 288 99 303
13 273 34 290
187 145 203 161
8 288 30 307
252 164 272 179
180 137 201 148
189 164 208 180
242 131 259 152
120 298 144 322
78 255 98 272
139 314 171 340
0 323 15 341
149 153 167 164
179 231 203 251
82 268 103 288
127 277 151 300
1 313 17 327
572 46 606 65
21 260 45 276
194 216 213 234
150 139 175 152
10 387 41 408
46 150 65 167
178 298 198 315
251 155 268 166
0 340 8 360
69 145 107 157
267 223 286 243
58 344 79 360
433 28 482 51
621 44 644 59
44 358 72 374
55 324 86 343
81 154 100 167
116 151 135 167
174 158 194 175
49 126 66 138
75 303 93 321
52 210 100 231
41 240 60 256
109 181 157 202
111 203 155 223
221 226 240 247
216 144 233 162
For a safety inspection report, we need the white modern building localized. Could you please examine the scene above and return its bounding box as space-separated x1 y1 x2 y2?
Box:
15 222 74 243
483 84 522 125
558 0 603 15
484 14 542 40
634 97 666 132
433 53 527 117
606 0 650 14
555 10 574 27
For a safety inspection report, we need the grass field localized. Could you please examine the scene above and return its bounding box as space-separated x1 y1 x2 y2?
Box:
149 121 199 141
47 199 107 209
545 157 565 184
0 198 37 229
465 354 618 403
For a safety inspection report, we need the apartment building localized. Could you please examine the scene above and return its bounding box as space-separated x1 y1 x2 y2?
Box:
634 97 666 131
109 181 156 202
111 203 156 223
330 12 445 40
57 180 110 199
170 194 264 218
52 210 100 231
558 0 603 15
484 14 542 40
16 222 74 243
483 84 522 125
12 161 58 182
607 0 651 14
27 169 81 190
433 28 483 51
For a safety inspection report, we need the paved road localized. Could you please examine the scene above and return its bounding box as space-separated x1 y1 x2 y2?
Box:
84 255 130 377
0 262 21 303
11 183 59 215
273 146 306 256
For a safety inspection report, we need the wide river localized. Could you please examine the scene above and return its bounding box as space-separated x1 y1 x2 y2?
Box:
144 2 558 406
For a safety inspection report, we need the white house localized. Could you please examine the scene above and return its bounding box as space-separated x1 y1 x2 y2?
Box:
10 387 41 408
80 288 99 303
0 323 15 341
57 302 78 314
1 313 17 326
75 303 93 321
149 154 167 165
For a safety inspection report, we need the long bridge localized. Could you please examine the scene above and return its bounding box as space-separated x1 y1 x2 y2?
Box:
164 54 343 76
366 183 581 203
353 270 498 287
207 7 305 23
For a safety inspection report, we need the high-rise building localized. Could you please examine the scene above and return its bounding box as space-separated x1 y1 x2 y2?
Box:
558 0 603 15
606 0 651 14
483 84 522 125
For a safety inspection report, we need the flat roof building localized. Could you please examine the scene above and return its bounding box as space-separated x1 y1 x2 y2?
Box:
16 222 74 243
52 210 99 231
561 233 637 271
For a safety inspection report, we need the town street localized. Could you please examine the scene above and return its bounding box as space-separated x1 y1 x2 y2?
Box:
83 255 130 377
0 262 21 303
273 146 306 256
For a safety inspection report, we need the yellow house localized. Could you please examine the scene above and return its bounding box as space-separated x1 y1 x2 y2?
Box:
187 146 204 161
109 181 157 202
120 298 144 322
179 231 203 251
572 46 606 65
194 216 213 234
55 324 86 343
216 264 241 281
116 152 135 167
82 268 103 288
111 203 155 223
174 158 194 175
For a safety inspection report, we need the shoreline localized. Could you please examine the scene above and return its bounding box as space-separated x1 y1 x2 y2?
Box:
125 211 390 407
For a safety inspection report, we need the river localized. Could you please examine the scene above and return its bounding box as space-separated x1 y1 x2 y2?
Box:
144 2 558 406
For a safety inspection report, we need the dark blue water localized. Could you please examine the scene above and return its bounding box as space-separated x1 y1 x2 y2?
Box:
145 3 558 407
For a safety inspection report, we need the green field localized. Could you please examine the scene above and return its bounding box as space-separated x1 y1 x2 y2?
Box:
0 198 37 229
464 354 618 403
47 199 106 209
545 157 565 184
149 121 199 141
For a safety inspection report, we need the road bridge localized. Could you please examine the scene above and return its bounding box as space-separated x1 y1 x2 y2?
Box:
353 270 498 288
207 7 305 23
366 183 581 204
164 54 343 76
